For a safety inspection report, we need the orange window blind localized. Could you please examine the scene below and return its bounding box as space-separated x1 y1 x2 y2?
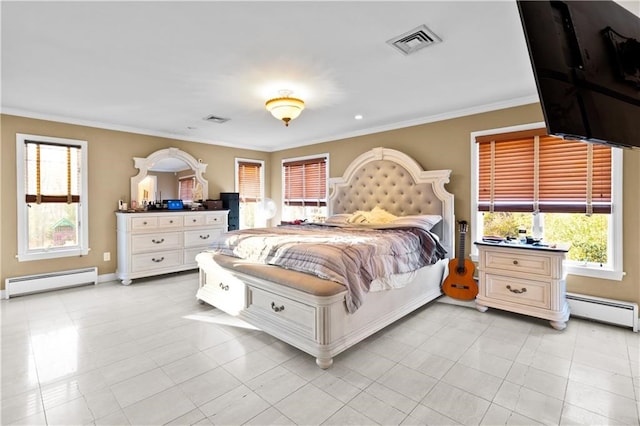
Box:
283 157 327 206
238 161 262 202
178 177 195 201
477 129 611 214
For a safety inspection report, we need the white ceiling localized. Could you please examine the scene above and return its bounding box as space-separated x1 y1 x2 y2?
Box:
1 1 544 152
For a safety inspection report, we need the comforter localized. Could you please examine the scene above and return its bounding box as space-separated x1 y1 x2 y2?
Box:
206 223 447 313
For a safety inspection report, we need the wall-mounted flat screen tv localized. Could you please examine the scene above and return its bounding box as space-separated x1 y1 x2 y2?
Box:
517 1 640 149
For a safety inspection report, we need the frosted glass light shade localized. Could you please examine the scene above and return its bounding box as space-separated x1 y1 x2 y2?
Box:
265 96 305 126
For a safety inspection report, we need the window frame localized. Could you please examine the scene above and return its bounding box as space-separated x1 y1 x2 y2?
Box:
235 158 265 228
16 133 89 261
470 122 623 281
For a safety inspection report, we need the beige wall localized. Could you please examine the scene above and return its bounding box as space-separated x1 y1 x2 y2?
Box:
2 106 639 308
1 114 268 284
270 104 640 307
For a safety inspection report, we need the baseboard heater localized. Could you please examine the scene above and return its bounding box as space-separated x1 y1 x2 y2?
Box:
566 292 638 332
4 267 98 299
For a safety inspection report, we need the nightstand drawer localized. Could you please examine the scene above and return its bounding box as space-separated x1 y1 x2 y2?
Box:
484 250 551 277
485 273 550 309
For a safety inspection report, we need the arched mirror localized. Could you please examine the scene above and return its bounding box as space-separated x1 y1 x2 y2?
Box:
130 147 208 207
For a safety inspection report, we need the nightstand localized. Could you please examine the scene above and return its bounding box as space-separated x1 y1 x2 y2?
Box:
475 241 570 330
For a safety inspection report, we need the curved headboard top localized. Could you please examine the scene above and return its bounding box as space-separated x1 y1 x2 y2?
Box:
328 147 455 257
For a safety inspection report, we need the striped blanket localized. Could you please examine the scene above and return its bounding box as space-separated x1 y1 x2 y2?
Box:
206 223 447 313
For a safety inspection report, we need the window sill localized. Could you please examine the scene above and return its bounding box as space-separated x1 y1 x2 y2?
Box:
566 264 624 281
17 248 89 262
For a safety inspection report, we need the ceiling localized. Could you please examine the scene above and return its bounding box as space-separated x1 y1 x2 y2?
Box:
2 1 545 152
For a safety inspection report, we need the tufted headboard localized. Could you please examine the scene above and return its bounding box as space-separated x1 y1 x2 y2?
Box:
328 147 455 257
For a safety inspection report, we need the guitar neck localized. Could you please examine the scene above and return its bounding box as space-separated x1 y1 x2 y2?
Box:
457 230 466 269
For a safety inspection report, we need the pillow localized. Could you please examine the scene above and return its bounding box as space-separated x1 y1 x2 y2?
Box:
391 214 442 231
346 207 398 224
324 214 352 224
346 212 368 224
367 206 398 224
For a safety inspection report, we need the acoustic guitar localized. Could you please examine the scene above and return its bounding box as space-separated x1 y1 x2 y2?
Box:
442 220 479 300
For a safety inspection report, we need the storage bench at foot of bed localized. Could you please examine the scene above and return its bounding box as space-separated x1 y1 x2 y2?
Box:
196 253 446 369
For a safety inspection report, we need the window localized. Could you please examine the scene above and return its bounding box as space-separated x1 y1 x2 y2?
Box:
471 123 623 280
16 134 89 261
235 159 264 228
282 154 328 222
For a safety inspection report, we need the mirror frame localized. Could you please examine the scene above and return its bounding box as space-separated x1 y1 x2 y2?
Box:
130 147 208 205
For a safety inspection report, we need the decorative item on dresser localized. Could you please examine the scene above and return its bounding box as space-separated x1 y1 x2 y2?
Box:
115 210 228 285
475 241 570 330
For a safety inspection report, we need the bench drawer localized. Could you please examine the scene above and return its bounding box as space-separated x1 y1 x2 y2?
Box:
247 286 316 339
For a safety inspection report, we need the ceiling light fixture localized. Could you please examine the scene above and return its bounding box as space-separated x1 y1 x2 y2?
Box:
265 90 305 127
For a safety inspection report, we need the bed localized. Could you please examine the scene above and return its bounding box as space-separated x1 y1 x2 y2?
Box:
195 147 454 368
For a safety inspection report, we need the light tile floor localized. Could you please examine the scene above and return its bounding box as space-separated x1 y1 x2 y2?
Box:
1 271 639 425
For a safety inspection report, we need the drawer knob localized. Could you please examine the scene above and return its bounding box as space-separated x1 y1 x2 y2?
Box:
218 283 229 291
151 257 165 263
152 238 165 244
200 234 210 240
143 221 148 225
506 285 527 294
513 260 519 265
271 302 285 312
169 220 174 223
193 219 197 222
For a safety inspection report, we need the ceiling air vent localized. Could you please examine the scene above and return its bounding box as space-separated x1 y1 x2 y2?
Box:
203 115 230 124
387 24 442 56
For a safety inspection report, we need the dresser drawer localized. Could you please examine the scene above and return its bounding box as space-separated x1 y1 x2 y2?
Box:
184 228 223 248
247 286 315 339
184 215 205 227
158 215 182 228
484 250 551 277
131 232 181 253
131 216 158 230
184 247 205 266
485 273 550 309
206 214 227 226
131 250 182 272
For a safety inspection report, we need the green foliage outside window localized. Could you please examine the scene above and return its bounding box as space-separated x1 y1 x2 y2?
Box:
544 214 608 264
482 212 608 264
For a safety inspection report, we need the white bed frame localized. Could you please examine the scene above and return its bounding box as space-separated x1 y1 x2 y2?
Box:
196 147 454 368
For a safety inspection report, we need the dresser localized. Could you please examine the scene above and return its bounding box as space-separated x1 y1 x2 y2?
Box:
475 242 570 330
116 210 228 285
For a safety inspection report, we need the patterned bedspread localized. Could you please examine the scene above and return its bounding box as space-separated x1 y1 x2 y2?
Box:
206 223 447 313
